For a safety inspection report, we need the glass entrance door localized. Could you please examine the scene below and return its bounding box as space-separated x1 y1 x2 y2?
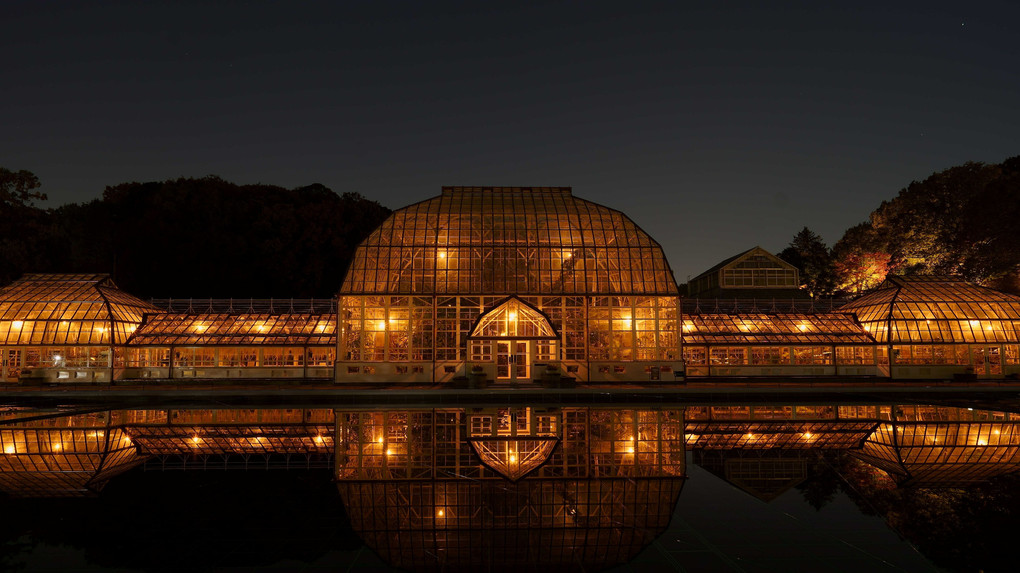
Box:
496 341 530 381
973 346 1002 376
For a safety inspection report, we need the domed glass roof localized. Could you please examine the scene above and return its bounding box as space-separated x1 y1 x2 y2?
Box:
340 187 678 295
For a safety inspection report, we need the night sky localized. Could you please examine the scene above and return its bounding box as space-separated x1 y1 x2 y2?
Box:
4 1 1018 283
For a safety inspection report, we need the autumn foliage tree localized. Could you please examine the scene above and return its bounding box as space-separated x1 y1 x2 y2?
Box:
832 156 1020 295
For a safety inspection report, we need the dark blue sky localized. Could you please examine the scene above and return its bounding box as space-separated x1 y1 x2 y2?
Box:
4 1 1018 283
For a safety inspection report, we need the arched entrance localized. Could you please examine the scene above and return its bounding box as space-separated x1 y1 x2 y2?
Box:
467 297 559 383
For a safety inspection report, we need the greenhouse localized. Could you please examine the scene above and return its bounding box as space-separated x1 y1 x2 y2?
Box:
841 276 1020 378
681 312 878 377
3 189 1020 385
0 274 157 383
125 312 336 380
337 186 683 383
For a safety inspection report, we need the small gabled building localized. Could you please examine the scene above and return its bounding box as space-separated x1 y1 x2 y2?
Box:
687 246 805 299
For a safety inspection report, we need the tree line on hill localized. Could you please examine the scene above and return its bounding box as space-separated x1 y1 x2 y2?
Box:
0 170 390 298
780 156 1020 296
3 156 1018 299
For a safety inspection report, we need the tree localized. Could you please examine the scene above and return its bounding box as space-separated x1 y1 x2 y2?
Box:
0 168 51 285
833 251 892 296
778 227 836 298
832 157 1020 294
0 168 47 208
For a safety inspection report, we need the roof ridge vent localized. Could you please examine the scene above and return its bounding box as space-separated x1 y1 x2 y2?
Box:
441 186 572 196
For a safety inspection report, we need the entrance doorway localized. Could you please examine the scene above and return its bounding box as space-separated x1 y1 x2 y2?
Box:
973 346 1002 376
496 341 530 381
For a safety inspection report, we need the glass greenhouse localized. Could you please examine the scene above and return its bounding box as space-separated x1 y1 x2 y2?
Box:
682 312 878 377
337 187 683 383
2 190 1020 384
125 312 336 379
0 274 157 383
841 276 1020 378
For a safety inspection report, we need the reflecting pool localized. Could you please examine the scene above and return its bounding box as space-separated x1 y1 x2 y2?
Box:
2 401 1019 572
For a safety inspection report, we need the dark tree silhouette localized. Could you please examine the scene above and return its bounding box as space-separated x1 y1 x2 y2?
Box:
0 173 391 297
779 227 836 298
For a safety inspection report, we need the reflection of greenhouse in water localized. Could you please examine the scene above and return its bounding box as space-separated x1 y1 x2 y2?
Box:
335 408 686 571
0 406 687 572
2 188 1020 385
4 403 1020 570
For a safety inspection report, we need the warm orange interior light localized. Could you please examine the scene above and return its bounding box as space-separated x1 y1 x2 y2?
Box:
437 509 445 517
376 436 384 444
11 320 23 329
191 436 202 444
194 323 207 333
508 311 517 322
438 251 446 260
52 443 62 451
386 448 394 456
314 435 324 444
3 445 14 454
969 320 980 327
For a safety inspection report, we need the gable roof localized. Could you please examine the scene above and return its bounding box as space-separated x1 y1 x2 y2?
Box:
689 246 797 284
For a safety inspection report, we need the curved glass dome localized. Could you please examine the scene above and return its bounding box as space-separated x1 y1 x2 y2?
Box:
841 275 1020 344
340 187 678 295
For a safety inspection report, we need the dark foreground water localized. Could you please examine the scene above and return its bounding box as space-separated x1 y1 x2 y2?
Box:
2 401 1019 572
